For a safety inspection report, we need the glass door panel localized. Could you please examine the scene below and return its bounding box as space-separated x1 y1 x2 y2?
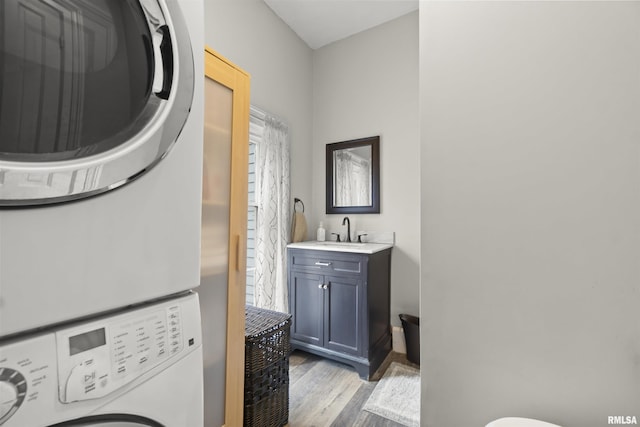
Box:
200 72 233 426
201 77 232 277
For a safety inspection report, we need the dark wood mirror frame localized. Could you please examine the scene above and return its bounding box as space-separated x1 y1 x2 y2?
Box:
326 135 380 214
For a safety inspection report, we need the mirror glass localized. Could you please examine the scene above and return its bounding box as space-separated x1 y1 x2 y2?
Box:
326 136 380 214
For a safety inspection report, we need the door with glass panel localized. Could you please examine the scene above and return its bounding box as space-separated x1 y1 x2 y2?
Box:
200 47 249 427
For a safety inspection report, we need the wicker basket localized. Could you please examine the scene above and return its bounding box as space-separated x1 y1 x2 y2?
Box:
244 305 292 427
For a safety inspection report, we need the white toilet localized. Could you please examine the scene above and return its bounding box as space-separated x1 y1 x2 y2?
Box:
486 417 561 427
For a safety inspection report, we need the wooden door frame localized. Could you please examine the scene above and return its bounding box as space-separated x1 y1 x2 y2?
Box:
204 46 250 427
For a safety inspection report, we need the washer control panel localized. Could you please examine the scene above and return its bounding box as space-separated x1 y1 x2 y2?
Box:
0 292 201 427
55 303 184 403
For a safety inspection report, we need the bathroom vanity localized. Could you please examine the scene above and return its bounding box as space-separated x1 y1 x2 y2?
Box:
287 241 392 379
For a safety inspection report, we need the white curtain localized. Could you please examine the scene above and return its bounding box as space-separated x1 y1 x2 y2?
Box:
254 112 290 312
335 150 371 206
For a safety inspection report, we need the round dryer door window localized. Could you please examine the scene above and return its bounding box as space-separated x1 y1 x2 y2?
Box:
0 0 194 206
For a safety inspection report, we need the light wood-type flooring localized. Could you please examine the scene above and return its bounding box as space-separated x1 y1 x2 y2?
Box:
286 350 419 427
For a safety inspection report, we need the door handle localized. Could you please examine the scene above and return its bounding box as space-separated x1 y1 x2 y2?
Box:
139 0 173 99
153 25 173 99
235 234 241 272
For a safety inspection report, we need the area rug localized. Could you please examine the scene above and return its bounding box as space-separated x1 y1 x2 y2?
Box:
363 362 420 427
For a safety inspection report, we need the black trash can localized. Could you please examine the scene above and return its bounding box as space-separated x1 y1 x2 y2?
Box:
399 314 420 365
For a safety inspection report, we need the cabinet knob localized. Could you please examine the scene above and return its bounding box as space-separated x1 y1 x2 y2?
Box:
318 284 324 289
323 284 329 290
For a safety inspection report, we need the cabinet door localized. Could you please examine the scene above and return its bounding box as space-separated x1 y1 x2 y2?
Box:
324 275 362 356
290 271 324 346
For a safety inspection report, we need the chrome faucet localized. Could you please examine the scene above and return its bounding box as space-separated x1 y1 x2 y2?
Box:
342 217 351 242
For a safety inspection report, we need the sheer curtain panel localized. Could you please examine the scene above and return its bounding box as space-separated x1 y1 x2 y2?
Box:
253 108 290 312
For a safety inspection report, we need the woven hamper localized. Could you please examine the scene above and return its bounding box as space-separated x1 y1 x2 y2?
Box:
244 305 292 427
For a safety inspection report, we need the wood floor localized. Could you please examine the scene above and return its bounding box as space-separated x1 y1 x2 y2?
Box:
286 350 419 427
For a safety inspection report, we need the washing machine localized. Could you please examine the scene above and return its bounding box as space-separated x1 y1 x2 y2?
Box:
0 0 205 337
0 292 203 427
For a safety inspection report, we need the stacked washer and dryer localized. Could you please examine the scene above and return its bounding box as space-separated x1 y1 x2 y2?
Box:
0 0 204 425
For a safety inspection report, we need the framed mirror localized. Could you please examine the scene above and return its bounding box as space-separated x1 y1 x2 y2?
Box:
326 135 380 214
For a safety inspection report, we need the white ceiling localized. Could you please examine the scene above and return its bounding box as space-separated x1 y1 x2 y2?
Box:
263 0 419 50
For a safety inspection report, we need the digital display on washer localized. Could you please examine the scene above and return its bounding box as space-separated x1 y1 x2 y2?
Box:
69 327 106 355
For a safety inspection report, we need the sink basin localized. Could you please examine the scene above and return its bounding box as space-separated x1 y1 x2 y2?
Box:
315 241 362 247
287 240 393 254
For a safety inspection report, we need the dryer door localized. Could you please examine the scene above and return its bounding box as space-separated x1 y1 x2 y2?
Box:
0 0 194 206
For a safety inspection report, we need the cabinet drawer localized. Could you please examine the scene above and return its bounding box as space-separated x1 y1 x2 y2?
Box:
289 250 363 275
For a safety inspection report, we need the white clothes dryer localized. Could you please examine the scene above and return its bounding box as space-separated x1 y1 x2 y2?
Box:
0 0 205 337
0 292 203 427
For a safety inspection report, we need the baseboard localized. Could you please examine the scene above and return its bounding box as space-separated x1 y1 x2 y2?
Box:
392 326 406 354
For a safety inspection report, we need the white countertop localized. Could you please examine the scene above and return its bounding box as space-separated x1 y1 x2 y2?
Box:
287 240 393 254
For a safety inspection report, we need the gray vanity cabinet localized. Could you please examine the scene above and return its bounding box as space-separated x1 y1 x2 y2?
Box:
289 271 362 355
287 247 392 379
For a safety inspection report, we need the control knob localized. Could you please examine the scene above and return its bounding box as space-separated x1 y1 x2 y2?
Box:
0 368 27 425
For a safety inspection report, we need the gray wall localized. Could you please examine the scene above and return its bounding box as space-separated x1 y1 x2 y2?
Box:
204 0 314 218
420 2 640 426
312 11 420 327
